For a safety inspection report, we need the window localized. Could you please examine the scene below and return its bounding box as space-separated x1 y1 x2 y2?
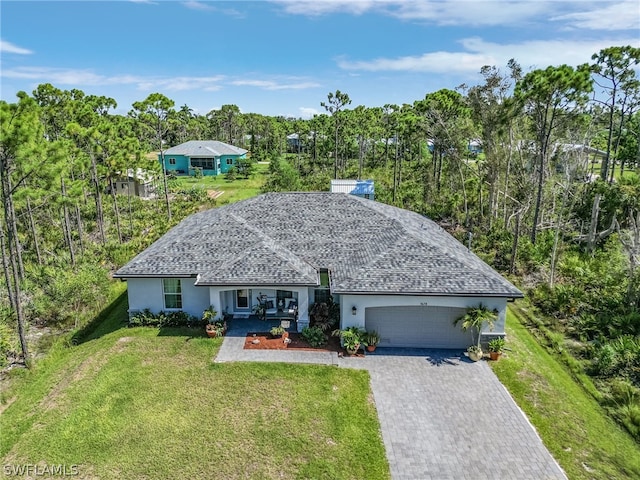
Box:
236 289 249 309
191 158 215 170
226 158 233 165
169 158 176 165
163 279 182 309
314 269 331 304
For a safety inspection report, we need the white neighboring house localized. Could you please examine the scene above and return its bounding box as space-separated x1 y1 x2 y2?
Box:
330 179 375 200
107 169 156 199
114 192 523 349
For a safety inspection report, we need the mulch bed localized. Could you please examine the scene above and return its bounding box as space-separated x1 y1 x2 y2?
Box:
243 332 364 357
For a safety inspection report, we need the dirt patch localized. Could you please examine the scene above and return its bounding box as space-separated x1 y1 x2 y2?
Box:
207 190 224 199
244 331 357 355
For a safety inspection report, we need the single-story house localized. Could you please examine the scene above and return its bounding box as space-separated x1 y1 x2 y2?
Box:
114 192 523 349
330 179 375 200
107 168 156 198
160 140 248 176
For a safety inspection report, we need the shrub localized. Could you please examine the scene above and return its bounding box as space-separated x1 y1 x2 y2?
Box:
301 326 327 347
591 335 640 385
270 325 285 337
129 309 200 328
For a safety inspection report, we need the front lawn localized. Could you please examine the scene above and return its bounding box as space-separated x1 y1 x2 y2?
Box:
491 306 640 480
0 296 389 480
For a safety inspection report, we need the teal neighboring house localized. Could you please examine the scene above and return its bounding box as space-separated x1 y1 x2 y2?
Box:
160 140 249 176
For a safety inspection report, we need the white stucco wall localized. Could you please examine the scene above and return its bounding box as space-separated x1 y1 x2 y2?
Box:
340 294 508 336
126 277 209 318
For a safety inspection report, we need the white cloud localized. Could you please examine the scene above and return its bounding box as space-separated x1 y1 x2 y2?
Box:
338 37 640 75
139 76 225 91
338 51 496 73
550 1 640 31
274 1 560 26
231 79 321 90
273 0 381 16
299 106 320 118
0 40 33 55
182 1 215 11
181 1 245 17
273 1 639 29
1 67 225 91
385 0 555 26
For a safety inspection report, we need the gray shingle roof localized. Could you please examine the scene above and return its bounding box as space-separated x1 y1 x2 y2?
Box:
163 140 248 157
114 192 523 297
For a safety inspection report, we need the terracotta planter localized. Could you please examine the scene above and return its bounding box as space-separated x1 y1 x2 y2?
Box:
206 328 225 338
366 345 377 352
489 351 501 361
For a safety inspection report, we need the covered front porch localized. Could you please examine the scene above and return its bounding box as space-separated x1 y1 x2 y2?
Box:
208 286 311 331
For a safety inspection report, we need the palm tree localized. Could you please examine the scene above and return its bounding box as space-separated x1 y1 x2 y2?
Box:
453 304 498 348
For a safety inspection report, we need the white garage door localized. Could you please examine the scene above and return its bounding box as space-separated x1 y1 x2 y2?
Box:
365 306 472 349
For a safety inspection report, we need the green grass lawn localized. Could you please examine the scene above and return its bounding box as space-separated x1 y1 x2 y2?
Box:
491 306 640 480
172 162 269 204
0 295 389 480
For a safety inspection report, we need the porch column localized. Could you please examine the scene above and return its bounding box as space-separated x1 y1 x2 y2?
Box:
296 288 310 332
208 287 223 319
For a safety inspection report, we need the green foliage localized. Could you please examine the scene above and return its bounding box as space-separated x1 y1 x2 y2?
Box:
301 325 327 347
488 337 506 353
262 156 300 192
224 166 237 181
453 304 498 347
202 306 218 324
590 335 640 385
234 158 255 179
26 262 110 328
603 379 640 439
332 326 366 352
364 330 381 347
269 325 286 337
128 309 201 328
0 322 18 368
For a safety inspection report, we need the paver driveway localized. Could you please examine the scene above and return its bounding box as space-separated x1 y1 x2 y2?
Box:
216 323 567 480
354 349 567 480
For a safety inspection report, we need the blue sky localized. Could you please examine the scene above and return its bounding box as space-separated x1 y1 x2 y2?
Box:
1 1 638 118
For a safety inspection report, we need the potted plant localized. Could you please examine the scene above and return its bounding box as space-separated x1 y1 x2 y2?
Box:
488 337 506 360
332 326 366 355
364 330 381 352
205 320 226 338
252 302 266 321
202 306 218 324
466 345 483 361
454 304 498 362
269 325 286 338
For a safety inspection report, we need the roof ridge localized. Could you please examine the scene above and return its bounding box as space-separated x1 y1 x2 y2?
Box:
337 197 517 292
226 211 318 282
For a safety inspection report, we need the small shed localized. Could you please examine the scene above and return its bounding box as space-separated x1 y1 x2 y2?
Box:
330 179 375 200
